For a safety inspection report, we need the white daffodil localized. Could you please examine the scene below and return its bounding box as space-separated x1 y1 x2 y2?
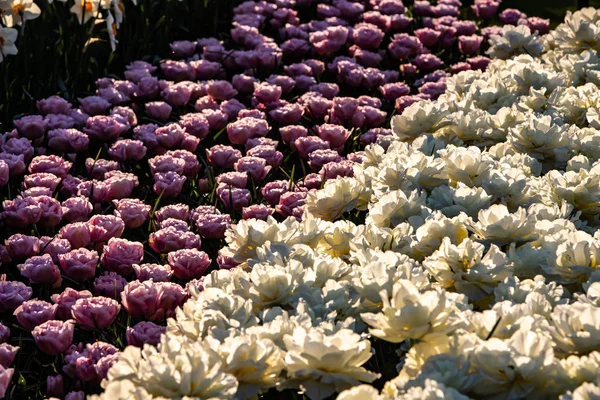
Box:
0 27 18 63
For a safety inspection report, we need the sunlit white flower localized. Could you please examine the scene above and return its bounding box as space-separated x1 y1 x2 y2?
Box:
1 0 41 26
280 327 380 400
361 279 458 343
0 27 18 63
304 177 365 221
217 334 283 399
487 25 544 59
70 0 100 24
102 335 238 399
424 238 511 303
549 302 600 356
469 204 537 245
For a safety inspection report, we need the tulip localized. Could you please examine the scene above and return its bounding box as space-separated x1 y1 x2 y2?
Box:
18 254 62 287
14 115 48 140
51 288 93 320
0 324 9 344
100 238 143 276
126 321 166 347
71 296 121 329
88 215 125 245
155 203 190 222
93 272 128 299
167 248 212 279
132 263 173 282
195 213 231 239
47 375 64 398
37 96 72 115
153 171 187 198
242 204 274 220
0 365 14 398
32 319 75 355
149 227 201 254
206 144 242 169
217 183 251 211
234 156 272 181
0 344 18 368
14 300 57 330
78 96 111 115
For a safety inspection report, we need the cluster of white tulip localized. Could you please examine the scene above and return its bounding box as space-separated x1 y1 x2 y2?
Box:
92 8 600 400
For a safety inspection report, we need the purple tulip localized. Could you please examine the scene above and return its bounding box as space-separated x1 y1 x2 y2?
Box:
132 263 173 282
0 160 8 187
217 183 251 211
108 139 147 162
145 100 172 121
352 22 385 49
309 149 343 171
458 34 483 55
0 324 10 344
51 288 93 320
246 145 284 168
47 375 64 398
0 344 18 368
71 296 121 329
149 227 201 254
57 222 91 250
83 115 129 142
170 40 197 58
13 300 57 330
87 211 123 243
58 248 98 282
153 171 186 198
280 125 308 148
276 191 307 220
472 0 500 19
100 238 143 276
242 204 274 220
78 96 111 115
18 254 62 287
216 171 248 188
165 150 200 177
13 115 48 140
206 80 238 101
294 136 330 158
155 204 190 222
195 213 231 239
234 156 272 181
32 319 75 355
206 144 242 169
39 236 71 264
227 117 270 145
126 321 165 347
33 195 63 227
168 248 212 279
154 123 186 149
161 82 193 107
37 96 72 115
309 26 349 55
63 342 119 383
113 198 151 229
5 234 40 260
179 113 210 139
160 60 194 81
28 155 72 178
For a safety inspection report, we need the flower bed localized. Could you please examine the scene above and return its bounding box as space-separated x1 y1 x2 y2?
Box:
3 0 591 399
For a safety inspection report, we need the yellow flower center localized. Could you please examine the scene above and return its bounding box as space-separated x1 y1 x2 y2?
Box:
83 1 93 13
118 2 124 12
12 4 25 14
112 22 117 36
